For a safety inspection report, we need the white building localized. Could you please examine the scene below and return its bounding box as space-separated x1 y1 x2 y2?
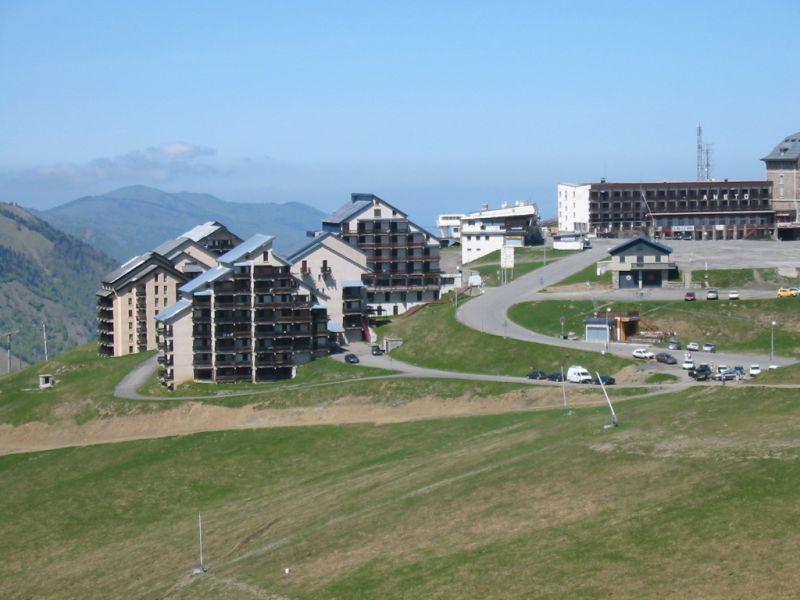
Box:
460 202 539 264
436 213 465 243
557 184 591 233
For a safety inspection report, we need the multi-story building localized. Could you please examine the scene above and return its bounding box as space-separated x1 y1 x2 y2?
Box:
459 201 540 264
97 223 234 357
557 180 774 240
321 193 441 316
285 232 371 344
762 131 800 237
156 234 329 387
436 213 465 244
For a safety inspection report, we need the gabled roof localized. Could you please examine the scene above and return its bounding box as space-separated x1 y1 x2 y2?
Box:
179 265 231 295
180 221 223 242
218 234 275 265
102 252 183 287
155 298 192 323
609 236 672 256
284 232 370 271
762 132 800 162
284 232 336 263
322 199 373 225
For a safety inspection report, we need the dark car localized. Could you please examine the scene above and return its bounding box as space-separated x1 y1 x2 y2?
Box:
344 353 360 364
655 352 677 365
527 370 548 380
593 374 616 386
547 372 564 382
667 339 681 350
684 291 696 301
371 345 384 356
688 364 711 381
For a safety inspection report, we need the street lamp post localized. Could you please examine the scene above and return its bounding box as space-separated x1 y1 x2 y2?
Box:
770 320 776 362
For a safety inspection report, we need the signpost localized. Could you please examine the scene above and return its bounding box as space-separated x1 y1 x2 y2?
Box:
560 316 566 339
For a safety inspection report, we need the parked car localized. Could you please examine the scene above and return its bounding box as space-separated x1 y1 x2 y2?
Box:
706 289 719 300
777 287 796 298
547 371 564 382
344 353 360 364
667 339 681 350
371 344 384 356
566 365 593 384
686 342 700 351
728 290 740 300
593 374 616 386
655 352 677 365
527 370 548 380
702 342 717 353
684 291 696 301
632 348 655 360
681 358 695 370
712 368 737 381
749 364 761 377
688 364 712 381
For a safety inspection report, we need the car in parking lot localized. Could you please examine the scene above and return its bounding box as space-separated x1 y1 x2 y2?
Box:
681 358 694 370
655 352 677 365
749 364 761 377
712 368 737 381
593 374 616 386
632 348 655 360
728 290 740 300
688 364 712 380
527 370 548 380
684 291 696 301
706 289 719 300
371 344 384 356
702 342 716 353
667 339 681 350
686 342 699 351
344 353 360 364
547 371 564 382
777 287 796 298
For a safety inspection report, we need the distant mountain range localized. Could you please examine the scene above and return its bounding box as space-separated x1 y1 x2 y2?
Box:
39 185 327 262
0 203 117 366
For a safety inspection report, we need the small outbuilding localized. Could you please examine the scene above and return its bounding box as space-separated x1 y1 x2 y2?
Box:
606 236 676 289
38 374 54 389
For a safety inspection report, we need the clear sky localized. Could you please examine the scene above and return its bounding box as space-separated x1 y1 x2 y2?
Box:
1 0 797 226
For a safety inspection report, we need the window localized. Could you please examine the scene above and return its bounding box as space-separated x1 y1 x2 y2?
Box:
128 310 133 317
163 298 167 306
374 209 382 217
163 285 167 295
129 322 133 330
128 297 132 306
129 346 134 353
155 309 159 315
155 298 159 306
384 292 390 302
128 334 133 342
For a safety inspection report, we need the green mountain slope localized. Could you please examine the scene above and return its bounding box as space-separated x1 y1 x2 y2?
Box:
40 185 325 261
0 203 116 365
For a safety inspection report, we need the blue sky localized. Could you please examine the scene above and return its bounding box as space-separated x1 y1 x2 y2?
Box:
1 1 797 226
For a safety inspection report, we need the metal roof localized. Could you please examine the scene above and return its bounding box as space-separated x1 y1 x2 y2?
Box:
103 253 149 284
609 236 673 255
326 322 344 333
284 232 332 263
217 234 275 265
341 280 364 288
96 288 113 298
762 132 800 162
322 200 372 225
155 298 192 323
179 221 221 242
179 265 231 295
152 237 188 257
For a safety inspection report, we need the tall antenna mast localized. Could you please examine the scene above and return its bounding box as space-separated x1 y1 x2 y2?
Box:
696 124 704 180
192 512 208 575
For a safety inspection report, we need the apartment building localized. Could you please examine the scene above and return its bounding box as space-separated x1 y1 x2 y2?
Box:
321 193 441 316
180 221 243 255
156 234 329 387
762 131 800 237
285 233 371 344
558 180 774 240
459 201 539 264
97 224 234 357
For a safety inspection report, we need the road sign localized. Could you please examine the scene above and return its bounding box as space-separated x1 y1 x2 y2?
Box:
560 316 566 326
500 246 515 269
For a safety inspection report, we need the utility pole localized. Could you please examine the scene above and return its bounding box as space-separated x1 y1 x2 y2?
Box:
2 330 19 375
42 322 48 361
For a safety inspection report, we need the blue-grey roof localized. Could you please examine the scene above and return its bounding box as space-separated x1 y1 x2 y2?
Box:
762 132 800 162
341 280 364 287
155 298 192 323
284 233 332 263
217 234 274 265
179 265 231 295
322 200 372 225
152 237 187 257
609 236 672 256
180 221 222 242
584 317 615 325
327 322 344 333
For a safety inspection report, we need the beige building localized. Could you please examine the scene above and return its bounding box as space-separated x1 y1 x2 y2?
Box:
97 222 239 357
601 236 676 289
762 132 800 236
321 193 442 316
156 234 329 387
286 233 371 344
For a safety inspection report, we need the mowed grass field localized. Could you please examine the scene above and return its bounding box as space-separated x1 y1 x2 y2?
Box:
2 385 800 599
509 298 800 358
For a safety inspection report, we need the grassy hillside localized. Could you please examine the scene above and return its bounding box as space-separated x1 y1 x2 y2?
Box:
0 204 116 365
380 300 631 375
509 298 800 357
41 185 326 261
2 385 799 598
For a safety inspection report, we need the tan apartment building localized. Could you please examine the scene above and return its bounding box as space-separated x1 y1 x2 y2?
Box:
321 193 441 316
762 131 800 238
97 223 237 357
286 232 371 344
156 234 330 387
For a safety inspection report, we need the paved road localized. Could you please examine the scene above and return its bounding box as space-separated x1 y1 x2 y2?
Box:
456 241 796 371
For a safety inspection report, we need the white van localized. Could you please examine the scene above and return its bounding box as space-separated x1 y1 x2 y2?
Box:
566 365 592 384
